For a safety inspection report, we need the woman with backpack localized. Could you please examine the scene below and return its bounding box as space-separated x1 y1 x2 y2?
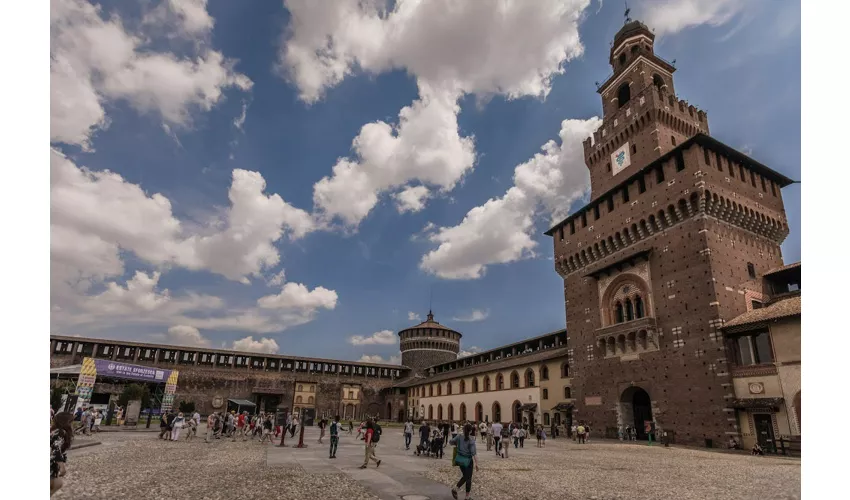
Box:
450 423 478 500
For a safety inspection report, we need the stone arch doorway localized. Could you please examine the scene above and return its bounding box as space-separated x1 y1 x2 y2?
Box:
492 402 501 423
344 404 355 420
398 409 405 422
512 400 522 424
620 387 653 439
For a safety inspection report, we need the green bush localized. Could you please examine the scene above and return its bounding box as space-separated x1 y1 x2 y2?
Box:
178 400 195 413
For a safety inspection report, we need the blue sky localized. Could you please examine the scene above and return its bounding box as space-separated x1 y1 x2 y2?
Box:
50 0 800 364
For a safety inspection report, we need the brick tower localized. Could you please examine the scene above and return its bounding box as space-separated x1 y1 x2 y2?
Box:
398 311 461 374
545 19 794 446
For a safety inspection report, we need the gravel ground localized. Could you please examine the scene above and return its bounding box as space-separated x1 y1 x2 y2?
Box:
54 432 378 500
423 439 801 500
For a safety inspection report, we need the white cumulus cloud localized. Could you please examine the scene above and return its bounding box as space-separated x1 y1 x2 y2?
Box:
420 117 601 279
408 311 422 322
349 330 397 346
458 346 483 358
636 0 748 37
453 310 490 323
166 325 210 347
282 0 592 227
51 0 251 149
358 354 401 365
232 336 280 354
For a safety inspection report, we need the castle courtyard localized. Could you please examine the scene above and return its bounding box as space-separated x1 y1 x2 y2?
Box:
56 427 799 500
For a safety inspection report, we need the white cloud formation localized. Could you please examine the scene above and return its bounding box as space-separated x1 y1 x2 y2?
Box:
51 0 250 149
420 117 601 279
232 336 280 354
312 83 475 226
393 185 431 213
282 0 592 227
458 346 483 358
408 311 422 322
282 0 589 103
358 354 401 365
452 310 490 323
166 325 210 347
266 269 287 287
637 0 746 37
349 330 397 346
257 282 338 311
51 150 316 286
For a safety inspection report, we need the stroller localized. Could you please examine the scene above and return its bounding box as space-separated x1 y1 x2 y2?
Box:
415 437 431 456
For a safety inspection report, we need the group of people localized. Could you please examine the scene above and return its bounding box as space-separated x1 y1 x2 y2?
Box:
69 405 124 435
198 410 276 443
407 419 548 461
572 421 593 444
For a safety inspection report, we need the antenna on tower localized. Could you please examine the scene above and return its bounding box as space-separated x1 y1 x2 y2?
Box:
624 2 631 24
429 285 433 316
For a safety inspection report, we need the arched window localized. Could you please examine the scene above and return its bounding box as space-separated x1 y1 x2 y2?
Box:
308 396 314 404
429 385 433 397
635 296 645 318
617 82 631 108
437 384 442 396
544 413 550 425
472 377 479 392
298 385 303 391
652 73 665 90
541 366 549 380
460 379 466 394
296 396 302 403
511 371 520 389
625 299 634 321
615 302 624 323
497 374 504 390
447 382 452 395
485 376 492 392
428 405 433 419
460 403 467 421
565 387 572 399
543 388 549 400
525 369 535 387
561 363 569 378
438 404 443 420
618 52 626 67
310 385 315 392
492 402 501 423
448 404 454 421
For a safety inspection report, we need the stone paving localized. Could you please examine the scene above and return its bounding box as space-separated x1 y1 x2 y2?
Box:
55 426 800 500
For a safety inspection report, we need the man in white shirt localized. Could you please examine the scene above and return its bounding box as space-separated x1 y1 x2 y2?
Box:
478 421 489 450
491 422 503 456
404 419 414 450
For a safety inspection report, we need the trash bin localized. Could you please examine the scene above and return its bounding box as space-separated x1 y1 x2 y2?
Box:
704 438 713 448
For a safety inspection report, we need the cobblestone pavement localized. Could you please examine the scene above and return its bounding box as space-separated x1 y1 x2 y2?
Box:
54 429 379 500
423 435 801 500
55 428 800 500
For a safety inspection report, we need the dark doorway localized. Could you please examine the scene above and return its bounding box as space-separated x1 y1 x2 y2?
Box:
512 401 522 423
753 414 776 452
475 403 483 422
387 402 392 421
302 408 316 426
632 388 653 439
492 402 501 423
397 409 405 422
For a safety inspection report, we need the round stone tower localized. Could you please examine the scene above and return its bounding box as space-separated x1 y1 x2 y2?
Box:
398 311 461 373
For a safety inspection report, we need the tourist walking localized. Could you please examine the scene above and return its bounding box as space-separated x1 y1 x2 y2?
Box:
442 421 451 449
92 410 103 433
576 422 586 444
512 425 520 448
500 423 510 458
259 415 274 443
491 421 502 456
450 423 478 500
318 417 327 444
478 421 489 451
50 412 74 497
205 413 216 443
329 415 342 458
419 421 431 451
158 412 171 439
451 421 459 443
359 420 382 469
404 419 414 450
193 411 201 428
536 425 543 447
348 420 354 434
116 406 124 426
170 412 185 441
585 423 592 443
185 416 198 441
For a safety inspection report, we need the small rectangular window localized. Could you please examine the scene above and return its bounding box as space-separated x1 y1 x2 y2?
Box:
728 160 734 176
656 165 665 183
631 144 637 155
607 196 615 212
750 170 756 187
594 204 600 219
581 212 587 227
638 176 646 193
747 262 756 279
704 148 711 165
622 185 630 203
760 176 767 192
715 152 723 171
739 165 746 182
558 226 564 241
770 181 777 196
675 152 685 172
671 135 677 146
569 221 575 235
606 162 611 172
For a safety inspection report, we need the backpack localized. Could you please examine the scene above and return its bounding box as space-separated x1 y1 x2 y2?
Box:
372 423 382 443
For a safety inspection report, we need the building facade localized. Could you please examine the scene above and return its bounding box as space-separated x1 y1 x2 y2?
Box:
545 20 796 446
723 263 801 450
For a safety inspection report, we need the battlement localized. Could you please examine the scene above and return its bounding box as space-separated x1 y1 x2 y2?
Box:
582 85 708 158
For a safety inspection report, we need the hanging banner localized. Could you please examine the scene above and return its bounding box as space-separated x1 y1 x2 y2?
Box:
92 359 172 383
74 357 97 408
160 370 180 413
610 141 631 176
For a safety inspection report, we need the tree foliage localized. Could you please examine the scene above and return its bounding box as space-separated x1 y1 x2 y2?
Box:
178 400 195 413
118 383 151 409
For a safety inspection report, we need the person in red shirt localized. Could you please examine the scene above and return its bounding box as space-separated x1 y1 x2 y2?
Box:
233 411 247 442
359 420 382 469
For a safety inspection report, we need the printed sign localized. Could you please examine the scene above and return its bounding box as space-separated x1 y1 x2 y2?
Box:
584 396 602 406
610 142 631 176
93 359 172 383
